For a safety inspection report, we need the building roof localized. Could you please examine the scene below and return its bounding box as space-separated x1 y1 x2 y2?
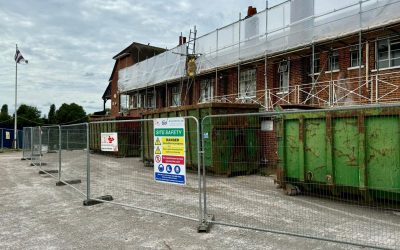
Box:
112 42 166 61
102 81 112 101
108 42 167 82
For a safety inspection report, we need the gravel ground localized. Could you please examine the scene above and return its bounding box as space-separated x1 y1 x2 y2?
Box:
0 150 398 249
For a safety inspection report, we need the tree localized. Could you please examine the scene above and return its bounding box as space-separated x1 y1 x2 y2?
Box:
0 104 11 124
55 103 87 124
16 104 42 127
48 104 56 124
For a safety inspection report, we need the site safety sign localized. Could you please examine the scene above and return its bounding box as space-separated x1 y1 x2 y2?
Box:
100 132 118 152
154 117 186 185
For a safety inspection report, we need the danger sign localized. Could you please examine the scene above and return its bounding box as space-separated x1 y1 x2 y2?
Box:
154 118 186 185
100 132 118 152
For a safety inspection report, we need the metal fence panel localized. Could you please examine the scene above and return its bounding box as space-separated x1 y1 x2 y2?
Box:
202 105 400 249
59 123 88 196
22 127 32 159
39 126 60 178
31 127 42 166
88 118 202 222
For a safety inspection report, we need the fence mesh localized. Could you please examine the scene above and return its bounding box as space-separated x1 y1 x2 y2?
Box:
20 106 400 248
202 107 400 249
31 127 41 166
59 124 88 196
39 126 60 178
22 127 32 159
89 118 201 221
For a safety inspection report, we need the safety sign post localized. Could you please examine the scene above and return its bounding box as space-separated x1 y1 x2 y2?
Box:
154 118 186 185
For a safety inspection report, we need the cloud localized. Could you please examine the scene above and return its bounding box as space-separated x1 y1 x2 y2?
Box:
0 0 269 115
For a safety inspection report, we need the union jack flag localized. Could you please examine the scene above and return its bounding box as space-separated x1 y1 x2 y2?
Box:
15 48 28 64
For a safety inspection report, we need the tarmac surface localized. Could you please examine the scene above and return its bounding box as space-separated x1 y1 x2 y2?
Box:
1 150 399 249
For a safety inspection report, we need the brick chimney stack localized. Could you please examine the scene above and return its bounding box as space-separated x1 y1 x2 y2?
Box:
246 6 257 18
179 36 187 45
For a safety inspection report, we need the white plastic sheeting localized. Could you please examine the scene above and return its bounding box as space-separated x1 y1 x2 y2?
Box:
119 0 400 93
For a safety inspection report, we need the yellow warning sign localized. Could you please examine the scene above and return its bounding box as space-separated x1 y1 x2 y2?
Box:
155 146 162 155
155 137 161 145
162 137 184 145
163 146 184 156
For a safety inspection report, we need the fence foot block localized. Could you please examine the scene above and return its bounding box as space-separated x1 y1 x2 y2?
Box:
30 163 47 166
39 170 59 174
21 157 31 160
197 214 215 233
83 195 114 206
56 179 82 186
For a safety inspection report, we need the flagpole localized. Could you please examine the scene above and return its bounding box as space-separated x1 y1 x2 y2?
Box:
14 44 18 149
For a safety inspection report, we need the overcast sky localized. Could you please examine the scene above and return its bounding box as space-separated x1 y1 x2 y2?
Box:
0 0 288 116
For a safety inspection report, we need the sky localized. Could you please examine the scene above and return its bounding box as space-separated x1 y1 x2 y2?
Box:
0 0 288 116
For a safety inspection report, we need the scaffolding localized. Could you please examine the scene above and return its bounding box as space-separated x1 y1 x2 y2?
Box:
118 0 400 102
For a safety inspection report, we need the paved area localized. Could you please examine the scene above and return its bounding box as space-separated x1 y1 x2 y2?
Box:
0 151 397 249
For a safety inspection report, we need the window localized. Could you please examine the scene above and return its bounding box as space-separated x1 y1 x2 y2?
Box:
311 53 320 74
239 69 256 98
328 50 339 71
377 38 400 68
128 93 143 109
278 61 289 93
146 91 156 108
120 94 129 112
350 45 362 68
199 79 213 103
171 86 181 107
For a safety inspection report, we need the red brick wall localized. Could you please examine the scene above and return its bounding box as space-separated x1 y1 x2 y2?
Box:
111 56 134 117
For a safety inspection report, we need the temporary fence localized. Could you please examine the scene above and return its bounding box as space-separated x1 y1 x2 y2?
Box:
201 104 400 249
38 126 60 178
23 105 400 249
31 127 42 166
58 124 88 195
88 117 202 221
22 127 32 159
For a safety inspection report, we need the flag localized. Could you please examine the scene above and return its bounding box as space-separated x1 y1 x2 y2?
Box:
15 49 28 64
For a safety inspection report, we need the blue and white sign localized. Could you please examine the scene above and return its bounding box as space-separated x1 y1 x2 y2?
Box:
154 117 186 185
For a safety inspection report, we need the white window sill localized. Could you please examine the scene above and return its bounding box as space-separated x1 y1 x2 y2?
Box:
347 65 364 70
371 65 400 72
276 91 289 95
324 69 340 74
308 73 320 76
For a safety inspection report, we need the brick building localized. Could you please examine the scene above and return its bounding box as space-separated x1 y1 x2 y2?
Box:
101 42 166 118
100 1 400 168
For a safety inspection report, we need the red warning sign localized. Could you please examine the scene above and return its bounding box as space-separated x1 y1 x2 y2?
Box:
155 155 161 163
162 155 184 165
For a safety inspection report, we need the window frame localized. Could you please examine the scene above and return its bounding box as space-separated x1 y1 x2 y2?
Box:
310 53 320 74
239 68 257 98
327 50 339 71
146 90 156 108
278 60 289 94
376 37 400 69
199 79 214 103
171 86 181 107
120 94 129 112
350 45 362 68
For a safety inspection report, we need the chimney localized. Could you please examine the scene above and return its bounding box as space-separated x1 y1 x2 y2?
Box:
246 6 257 18
179 35 187 45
